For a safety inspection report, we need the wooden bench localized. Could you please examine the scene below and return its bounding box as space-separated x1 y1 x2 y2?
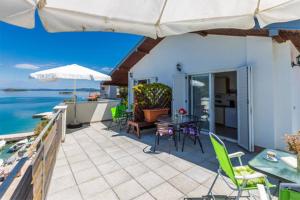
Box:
127 120 155 138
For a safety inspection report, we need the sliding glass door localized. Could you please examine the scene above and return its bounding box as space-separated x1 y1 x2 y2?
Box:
190 74 210 131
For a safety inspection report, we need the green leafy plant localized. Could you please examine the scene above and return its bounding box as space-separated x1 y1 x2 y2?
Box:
119 86 128 106
133 83 172 121
34 119 50 136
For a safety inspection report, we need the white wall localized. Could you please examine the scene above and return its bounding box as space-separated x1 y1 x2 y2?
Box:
130 34 247 87
66 99 120 124
129 33 296 149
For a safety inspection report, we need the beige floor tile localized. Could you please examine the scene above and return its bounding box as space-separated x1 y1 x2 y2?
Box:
113 179 146 200
143 157 165 170
86 189 119 200
184 166 213 184
104 169 132 187
48 174 76 194
73 166 101 184
136 171 165 190
96 160 122 175
78 177 110 199
70 160 94 173
168 173 199 194
52 165 72 179
47 186 82 200
149 182 184 200
116 155 139 168
133 192 155 200
155 165 180 180
124 163 149 178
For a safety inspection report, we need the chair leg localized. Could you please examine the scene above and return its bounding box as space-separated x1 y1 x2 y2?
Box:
157 134 160 145
196 136 204 153
194 136 196 145
207 172 219 196
108 120 113 130
236 189 242 200
182 134 187 152
173 134 178 151
154 134 158 152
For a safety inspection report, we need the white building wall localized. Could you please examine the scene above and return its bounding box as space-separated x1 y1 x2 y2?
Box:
129 33 296 149
245 36 276 149
290 44 300 134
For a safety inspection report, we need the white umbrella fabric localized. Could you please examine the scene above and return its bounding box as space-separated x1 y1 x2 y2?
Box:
30 64 111 81
1 0 300 38
0 0 36 29
30 64 111 127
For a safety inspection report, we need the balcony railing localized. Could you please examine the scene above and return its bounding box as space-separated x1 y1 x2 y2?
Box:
0 108 66 200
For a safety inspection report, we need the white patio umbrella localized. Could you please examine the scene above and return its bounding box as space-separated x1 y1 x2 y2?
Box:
0 0 36 29
1 0 300 37
30 64 111 127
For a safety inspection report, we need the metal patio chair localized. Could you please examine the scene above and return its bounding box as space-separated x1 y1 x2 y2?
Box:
208 132 275 200
154 122 178 153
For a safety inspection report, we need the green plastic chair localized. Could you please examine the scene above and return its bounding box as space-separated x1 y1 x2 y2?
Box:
108 105 127 130
209 132 274 200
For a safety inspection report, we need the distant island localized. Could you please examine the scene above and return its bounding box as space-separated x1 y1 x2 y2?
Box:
2 88 99 92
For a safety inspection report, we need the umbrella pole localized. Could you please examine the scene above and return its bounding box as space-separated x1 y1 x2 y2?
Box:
74 79 77 123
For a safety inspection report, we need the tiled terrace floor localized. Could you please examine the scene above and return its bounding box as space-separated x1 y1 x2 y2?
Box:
47 123 277 200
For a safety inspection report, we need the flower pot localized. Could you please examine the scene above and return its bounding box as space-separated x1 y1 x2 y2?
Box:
143 108 169 123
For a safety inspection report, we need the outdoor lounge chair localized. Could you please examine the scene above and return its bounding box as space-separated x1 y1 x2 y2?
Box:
208 132 274 200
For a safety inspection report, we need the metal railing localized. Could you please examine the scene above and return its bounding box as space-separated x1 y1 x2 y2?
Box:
0 109 65 200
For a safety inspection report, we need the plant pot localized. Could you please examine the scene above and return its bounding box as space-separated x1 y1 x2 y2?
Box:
143 108 169 123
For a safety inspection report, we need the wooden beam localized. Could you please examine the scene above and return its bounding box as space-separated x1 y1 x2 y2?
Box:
196 31 208 37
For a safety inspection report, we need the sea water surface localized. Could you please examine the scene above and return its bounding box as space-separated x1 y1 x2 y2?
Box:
0 91 88 135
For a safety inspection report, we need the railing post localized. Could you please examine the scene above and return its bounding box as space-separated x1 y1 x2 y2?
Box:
53 105 68 142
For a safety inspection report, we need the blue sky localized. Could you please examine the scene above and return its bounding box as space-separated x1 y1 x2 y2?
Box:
0 16 142 89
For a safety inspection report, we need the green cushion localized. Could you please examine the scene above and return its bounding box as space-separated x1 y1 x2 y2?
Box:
234 165 274 190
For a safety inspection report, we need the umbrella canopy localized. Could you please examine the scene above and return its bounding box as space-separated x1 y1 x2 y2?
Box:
29 64 111 81
0 0 36 29
1 0 300 37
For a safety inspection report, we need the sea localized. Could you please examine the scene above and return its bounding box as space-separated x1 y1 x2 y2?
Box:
0 90 90 160
0 90 89 135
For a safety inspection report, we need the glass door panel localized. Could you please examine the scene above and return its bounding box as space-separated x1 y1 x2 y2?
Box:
190 75 210 131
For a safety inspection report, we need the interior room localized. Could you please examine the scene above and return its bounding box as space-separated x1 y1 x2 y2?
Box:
214 71 237 140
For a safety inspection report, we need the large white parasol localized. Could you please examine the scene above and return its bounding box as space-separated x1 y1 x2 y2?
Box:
1 0 300 38
30 64 111 127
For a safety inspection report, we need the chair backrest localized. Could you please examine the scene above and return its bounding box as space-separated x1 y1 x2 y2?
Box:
280 184 300 200
156 123 173 136
111 106 118 120
209 132 237 186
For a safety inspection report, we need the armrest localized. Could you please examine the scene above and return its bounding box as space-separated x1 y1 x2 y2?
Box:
235 172 266 180
228 151 245 159
229 151 245 166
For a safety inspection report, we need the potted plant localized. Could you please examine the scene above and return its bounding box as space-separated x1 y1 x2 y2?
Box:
143 108 170 123
285 131 300 171
133 83 172 122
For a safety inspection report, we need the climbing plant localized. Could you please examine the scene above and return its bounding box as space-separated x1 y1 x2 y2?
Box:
133 83 172 121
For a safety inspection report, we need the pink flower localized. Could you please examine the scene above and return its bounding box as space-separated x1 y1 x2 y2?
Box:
178 108 187 115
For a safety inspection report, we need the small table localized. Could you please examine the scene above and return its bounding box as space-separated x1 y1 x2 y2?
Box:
157 115 197 126
249 149 300 184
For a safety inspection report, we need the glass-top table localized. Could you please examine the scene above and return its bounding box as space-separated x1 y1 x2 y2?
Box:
249 149 300 183
157 115 197 126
